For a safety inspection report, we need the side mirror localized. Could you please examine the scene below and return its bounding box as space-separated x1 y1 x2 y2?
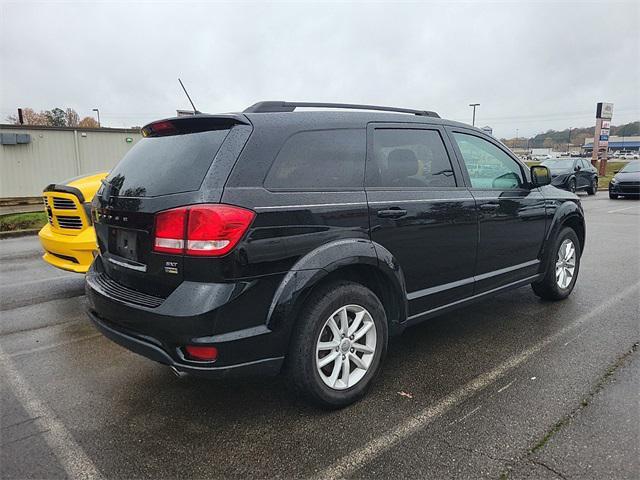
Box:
531 165 551 187
614 170 620 174
575 165 581 171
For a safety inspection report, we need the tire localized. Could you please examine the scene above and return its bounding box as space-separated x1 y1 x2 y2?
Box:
287 281 388 408
568 178 577 193
532 227 580 301
587 178 597 195
609 192 618 199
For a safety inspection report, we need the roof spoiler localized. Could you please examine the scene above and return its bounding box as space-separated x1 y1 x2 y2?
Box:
141 114 249 137
243 101 440 118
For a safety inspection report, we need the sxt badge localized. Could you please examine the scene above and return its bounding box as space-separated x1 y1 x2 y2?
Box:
164 261 178 274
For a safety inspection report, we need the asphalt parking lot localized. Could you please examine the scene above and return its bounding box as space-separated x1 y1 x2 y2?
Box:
1 194 638 480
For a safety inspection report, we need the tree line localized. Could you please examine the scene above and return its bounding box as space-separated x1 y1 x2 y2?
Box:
6 108 100 128
501 121 640 150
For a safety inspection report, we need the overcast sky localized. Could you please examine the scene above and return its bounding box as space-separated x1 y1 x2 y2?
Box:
1 0 638 138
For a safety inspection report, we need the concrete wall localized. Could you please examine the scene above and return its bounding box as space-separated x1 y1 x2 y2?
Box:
0 125 141 198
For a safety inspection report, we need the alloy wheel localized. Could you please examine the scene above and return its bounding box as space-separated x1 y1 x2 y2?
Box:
555 239 576 289
315 304 377 390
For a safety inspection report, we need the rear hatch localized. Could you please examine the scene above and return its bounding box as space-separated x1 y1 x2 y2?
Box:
93 115 252 298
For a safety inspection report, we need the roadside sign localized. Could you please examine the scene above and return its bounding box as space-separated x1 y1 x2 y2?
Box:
593 102 614 176
596 102 614 119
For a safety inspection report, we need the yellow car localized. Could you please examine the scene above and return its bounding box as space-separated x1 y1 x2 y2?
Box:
39 172 107 273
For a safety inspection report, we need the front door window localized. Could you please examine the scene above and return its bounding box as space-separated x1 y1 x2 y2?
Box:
452 133 524 189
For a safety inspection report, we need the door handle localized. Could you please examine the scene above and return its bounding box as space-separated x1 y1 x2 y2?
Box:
480 203 500 211
377 207 408 219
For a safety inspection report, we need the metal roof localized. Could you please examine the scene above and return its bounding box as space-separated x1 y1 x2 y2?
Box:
583 141 640 148
0 123 140 134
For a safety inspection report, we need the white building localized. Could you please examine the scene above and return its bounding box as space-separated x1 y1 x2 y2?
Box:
0 124 141 198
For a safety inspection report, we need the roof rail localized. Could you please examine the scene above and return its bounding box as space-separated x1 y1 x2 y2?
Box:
243 101 440 118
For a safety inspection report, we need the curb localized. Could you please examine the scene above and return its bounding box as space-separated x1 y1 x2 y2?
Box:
0 229 40 239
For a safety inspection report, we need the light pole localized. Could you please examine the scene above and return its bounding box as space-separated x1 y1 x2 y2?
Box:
469 103 480 127
567 127 572 154
516 129 519 150
92 108 101 127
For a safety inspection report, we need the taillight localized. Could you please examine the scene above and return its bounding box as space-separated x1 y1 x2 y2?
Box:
152 204 254 257
154 208 186 254
142 120 176 137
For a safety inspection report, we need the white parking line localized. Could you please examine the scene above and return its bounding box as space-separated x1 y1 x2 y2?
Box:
0 344 102 480
315 281 640 480
607 205 638 214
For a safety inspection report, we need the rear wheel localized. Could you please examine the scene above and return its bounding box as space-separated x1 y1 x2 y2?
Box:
287 281 387 408
532 227 580 300
587 178 597 195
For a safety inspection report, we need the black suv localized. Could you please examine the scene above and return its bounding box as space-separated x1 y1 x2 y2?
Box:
541 157 598 194
86 101 585 407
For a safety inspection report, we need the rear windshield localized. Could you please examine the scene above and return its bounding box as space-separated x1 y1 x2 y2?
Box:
106 129 230 197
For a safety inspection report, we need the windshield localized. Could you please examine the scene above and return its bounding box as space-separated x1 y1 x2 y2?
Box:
620 161 640 173
106 129 230 197
541 159 574 170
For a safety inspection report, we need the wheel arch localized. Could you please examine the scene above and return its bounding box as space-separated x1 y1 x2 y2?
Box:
542 202 586 265
266 239 408 341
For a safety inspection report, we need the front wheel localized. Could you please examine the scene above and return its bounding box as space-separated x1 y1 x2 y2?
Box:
532 227 580 300
609 192 619 199
568 178 577 193
287 281 388 408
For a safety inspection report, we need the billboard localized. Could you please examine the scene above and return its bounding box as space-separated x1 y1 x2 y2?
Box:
596 102 614 119
592 102 614 174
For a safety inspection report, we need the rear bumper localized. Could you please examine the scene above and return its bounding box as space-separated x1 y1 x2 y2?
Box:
85 258 287 378
87 309 283 378
39 223 96 273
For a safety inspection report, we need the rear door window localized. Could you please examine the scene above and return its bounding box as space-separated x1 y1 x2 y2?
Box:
264 129 366 190
106 129 230 197
367 128 456 188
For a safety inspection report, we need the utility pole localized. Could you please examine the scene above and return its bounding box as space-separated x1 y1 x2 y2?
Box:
567 127 572 154
92 108 101 127
469 103 480 127
516 129 519 150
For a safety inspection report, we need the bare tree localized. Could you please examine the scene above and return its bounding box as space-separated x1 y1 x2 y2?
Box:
65 108 80 127
6 108 48 125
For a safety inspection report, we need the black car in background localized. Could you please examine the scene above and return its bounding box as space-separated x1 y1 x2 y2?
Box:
609 161 640 199
542 158 598 194
85 101 586 407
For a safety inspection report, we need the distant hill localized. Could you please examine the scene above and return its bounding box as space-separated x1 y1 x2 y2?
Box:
501 121 639 150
